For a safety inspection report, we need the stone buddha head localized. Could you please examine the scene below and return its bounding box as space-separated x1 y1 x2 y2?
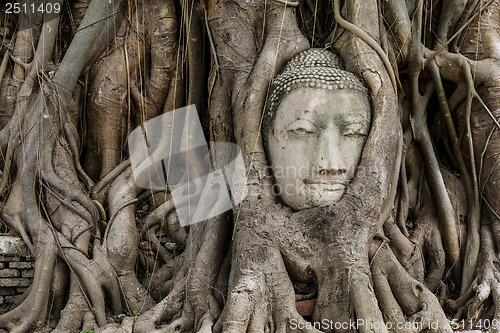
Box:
263 48 371 211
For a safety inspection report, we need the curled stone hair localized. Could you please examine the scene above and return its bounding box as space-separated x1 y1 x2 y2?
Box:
262 48 369 142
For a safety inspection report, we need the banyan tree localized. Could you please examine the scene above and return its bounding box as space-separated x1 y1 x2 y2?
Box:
1 0 500 332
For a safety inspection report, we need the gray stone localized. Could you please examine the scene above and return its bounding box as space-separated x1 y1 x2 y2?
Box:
4 295 19 303
21 269 34 278
265 87 370 210
9 262 34 269
0 287 15 296
0 255 21 262
0 278 32 287
0 236 30 258
0 269 20 278
16 287 28 294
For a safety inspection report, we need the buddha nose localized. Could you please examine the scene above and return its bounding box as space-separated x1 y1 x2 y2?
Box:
314 128 347 176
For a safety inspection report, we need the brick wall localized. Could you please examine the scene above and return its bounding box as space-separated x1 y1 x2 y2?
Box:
0 236 34 306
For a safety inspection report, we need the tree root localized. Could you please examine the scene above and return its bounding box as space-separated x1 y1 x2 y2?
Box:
0 233 57 333
370 240 453 333
91 159 132 203
84 25 133 179
133 276 187 333
0 82 122 332
214 243 321 333
105 168 156 313
134 206 229 332
446 224 500 332
52 276 96 333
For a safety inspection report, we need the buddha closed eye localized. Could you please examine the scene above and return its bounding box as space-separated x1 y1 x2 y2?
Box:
263 49 371 211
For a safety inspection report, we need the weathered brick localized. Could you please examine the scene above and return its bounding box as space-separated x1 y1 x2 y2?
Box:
0 269 20 278
16 287 28 294
4 295 19 303
21 269 34 278
0 278 32 287
0 287 15 296
0 263 4 269
9 262 34 269
0 255 20 262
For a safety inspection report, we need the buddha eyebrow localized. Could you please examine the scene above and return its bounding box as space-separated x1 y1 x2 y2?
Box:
343 117 367 124
293 109 315 121
296 109 313 114
342 113 369 123
286 118 317 129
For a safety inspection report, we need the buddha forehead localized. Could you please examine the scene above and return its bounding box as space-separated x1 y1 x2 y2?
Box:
273 87 370 128
263 48 369 140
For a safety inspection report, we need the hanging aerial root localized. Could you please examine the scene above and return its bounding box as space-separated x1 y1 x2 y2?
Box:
410 51 462 279
64 122 95 188
333 0 398 92
434 0 467 48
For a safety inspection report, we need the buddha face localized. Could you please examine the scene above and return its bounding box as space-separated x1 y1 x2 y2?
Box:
266 87 371 210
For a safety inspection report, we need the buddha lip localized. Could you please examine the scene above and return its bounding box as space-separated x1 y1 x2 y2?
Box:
303 178 347 185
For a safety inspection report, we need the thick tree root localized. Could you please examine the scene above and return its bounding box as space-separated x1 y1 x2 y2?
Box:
106 169 156 313
446 224 500 332
133 276 187 333
214 240 321 333
0 88 122 332
0 236 57 333
371 240 453 333
84 23 135 179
